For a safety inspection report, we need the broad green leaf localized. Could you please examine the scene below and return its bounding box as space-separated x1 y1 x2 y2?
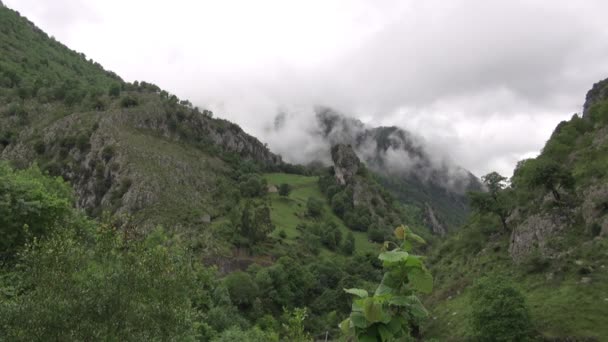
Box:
409 301 429 319
401 239 413 252
378 324 392 341
405 255 423 268
381 270 402 289
388 296 410 307
351 312 369 328
344 288 368 298
407 231 426 244
358 332 378 342
408 268 433 294
379 250 409 263
352 299 364 312
374 283 393 296
339 318 352 334
387 316 405 334
363 297 384 323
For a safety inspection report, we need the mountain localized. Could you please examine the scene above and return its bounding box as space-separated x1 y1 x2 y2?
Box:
425 78 608 340
314 107 481 234
0 6 285 231
0 6 391 339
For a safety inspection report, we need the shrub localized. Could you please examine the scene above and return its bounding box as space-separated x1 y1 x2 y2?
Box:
306 197 323 217
278 183 291 197
341 232 355 255
108 83 121 97
120 95 138 108
0 163 72 259
33 140 46 154
224 271 259 308
101 145 116 162
469 276 533 341
278 230 287 239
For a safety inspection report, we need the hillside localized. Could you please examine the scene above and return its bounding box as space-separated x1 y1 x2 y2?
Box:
313 107 481 234
0 6 284 232
0 6 407 340
5 2 608 341
424 78 608 340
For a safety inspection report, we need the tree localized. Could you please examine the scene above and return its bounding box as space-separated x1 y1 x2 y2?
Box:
120 95 138 108
320 221 342 250
527 159 575 202
0 227 204 341
240 201 274 245
278 183 291 197
468 171 513 232
469 276 533 341
224 271 259 308
306 197 323 217
239 175 267 198
341 232 355 255
0 163 72 259
108 83 121 97
331 191 351 218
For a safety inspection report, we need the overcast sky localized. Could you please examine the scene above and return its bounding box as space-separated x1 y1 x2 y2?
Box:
6 0 608 177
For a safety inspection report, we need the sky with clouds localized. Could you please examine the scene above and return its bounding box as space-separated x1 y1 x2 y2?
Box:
5 0 608 177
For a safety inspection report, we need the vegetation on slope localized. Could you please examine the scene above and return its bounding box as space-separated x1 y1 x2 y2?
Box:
424 80 608 341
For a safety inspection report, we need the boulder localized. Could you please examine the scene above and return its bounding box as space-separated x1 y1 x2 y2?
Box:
331 144 360 185
509 213 569 262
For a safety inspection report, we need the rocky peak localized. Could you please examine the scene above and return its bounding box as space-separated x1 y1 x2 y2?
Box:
331 144 360 185
583 77 608 117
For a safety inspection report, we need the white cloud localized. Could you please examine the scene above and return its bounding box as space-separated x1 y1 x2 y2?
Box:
4 0 608 177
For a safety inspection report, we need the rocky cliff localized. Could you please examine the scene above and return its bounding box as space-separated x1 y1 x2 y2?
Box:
317 108 481 232
0 5 283 229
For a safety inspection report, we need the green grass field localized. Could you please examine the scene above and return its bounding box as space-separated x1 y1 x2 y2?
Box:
263 173 377 254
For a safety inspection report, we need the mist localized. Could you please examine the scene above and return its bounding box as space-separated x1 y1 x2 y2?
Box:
6 0 608 177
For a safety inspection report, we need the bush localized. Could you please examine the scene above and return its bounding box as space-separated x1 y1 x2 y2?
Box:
469 276 533 341
33 140 46 154
279 183 291 197
341 232 355 255
278 230 287 239
101 145 116 162
108 83 121 97
0 163 72 259
239 175 267 198
306 197 323 217
224 271 259 308
120 95 138 108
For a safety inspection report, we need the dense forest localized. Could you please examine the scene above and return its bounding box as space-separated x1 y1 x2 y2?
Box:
1 3 608 341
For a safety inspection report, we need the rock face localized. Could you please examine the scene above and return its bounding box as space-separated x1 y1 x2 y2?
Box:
316 108 481 232
581 184 608 236
509 213 569 263
0 93 284 227
331 144 360 185
583 77 608 117
424 203 447 236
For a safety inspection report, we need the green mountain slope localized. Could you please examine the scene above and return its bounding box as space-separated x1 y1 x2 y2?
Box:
0 5 284 232
0 6 400 339
425 78 608 341
314 107 482 234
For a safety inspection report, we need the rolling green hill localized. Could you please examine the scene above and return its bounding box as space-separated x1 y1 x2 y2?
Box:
263 173 376 253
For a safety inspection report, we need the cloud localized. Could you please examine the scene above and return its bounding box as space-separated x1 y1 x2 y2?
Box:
4 0 608 177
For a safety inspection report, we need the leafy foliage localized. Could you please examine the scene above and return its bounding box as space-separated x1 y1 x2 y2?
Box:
468 172 513 232
306 196 323 217
469 276 533 341
0 162 72 259
341 225 433 341
278 183 291 197
526 158 574 202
